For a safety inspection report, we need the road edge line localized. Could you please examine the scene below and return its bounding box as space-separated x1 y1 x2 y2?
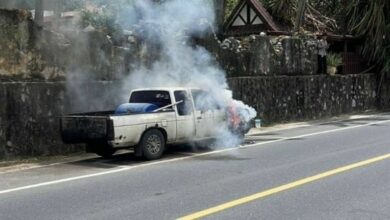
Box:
1 119 389 195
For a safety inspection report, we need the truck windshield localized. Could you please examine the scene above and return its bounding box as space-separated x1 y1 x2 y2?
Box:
130 91 171 108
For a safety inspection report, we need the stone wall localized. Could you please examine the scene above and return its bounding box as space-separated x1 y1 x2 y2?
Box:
0 8 129 81
0 9 320 81
198 35 318 77
0 8 76 81
0 9 386 160
229 74 377 124
0 9 34 78
0 74 379 159
379 74 390 110
0 82 123 160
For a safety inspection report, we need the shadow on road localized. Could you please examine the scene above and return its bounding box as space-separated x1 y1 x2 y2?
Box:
66 139 263 168
66 144 215 169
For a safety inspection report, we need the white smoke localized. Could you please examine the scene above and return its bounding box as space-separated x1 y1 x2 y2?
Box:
119 0 224 90
117 0 257 147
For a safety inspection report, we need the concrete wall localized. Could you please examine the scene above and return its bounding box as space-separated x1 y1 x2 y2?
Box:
0 74 379 159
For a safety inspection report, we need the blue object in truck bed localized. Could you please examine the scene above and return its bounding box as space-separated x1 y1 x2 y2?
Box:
114 103 159 114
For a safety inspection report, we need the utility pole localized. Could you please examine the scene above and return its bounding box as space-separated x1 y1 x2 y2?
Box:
54 0 63 31
214 0 226 34
294 0 306 33
35 0 44 27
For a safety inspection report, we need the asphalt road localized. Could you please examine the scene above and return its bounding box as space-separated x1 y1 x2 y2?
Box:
1 113 390 220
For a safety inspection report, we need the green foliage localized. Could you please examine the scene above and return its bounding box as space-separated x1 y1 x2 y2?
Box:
346 0 389 71
261 0 343 30
260 0 389 74
262 0 296 25
327 53 342 67
79 0 138 35
62 0 85 11
0 0 34 9
225 0 239 20
81 9 119 34
310 0 343 20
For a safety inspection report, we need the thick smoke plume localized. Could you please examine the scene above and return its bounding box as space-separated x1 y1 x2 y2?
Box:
118 0 257 147
119 0 224 92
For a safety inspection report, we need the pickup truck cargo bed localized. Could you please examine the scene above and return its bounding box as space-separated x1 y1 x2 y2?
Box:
60 112 114 144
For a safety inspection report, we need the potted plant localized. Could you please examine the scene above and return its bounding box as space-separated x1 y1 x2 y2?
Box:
327 53 342 75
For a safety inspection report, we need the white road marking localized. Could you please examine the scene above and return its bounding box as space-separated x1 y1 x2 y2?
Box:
0 113 384 174
0 119 389 195
0 155 98 174
248 113 386 136
242 119 390 149
0 149 231 195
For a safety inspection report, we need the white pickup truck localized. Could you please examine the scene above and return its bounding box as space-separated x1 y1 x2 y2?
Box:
60 87 251 160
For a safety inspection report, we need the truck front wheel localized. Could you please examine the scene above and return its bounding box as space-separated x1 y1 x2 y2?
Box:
140 129 166 160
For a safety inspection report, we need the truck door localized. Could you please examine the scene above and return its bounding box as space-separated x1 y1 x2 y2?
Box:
194 109 214 139
174 90 196 140
191 89 216 139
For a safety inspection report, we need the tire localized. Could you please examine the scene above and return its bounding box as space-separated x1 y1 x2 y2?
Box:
140 129 165 160
86 142 115 159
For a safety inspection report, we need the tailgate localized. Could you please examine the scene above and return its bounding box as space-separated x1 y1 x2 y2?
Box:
60 116 114 143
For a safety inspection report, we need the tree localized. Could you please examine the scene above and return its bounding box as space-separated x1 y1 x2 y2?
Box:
346 0 389 69
262 0 389 73
214 0 227 32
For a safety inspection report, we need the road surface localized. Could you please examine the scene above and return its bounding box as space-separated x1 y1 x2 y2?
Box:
1 113 390 220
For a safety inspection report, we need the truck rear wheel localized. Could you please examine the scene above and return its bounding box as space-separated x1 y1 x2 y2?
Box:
86 142 115 159
140 129 165 160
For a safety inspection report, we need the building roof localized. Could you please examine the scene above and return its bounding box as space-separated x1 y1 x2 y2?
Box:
224 0 279 36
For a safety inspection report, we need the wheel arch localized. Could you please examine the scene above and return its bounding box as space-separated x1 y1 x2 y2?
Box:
139 126 167 144
134 126 168 158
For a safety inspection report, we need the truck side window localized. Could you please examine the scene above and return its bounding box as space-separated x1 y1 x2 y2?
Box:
130 91 171 108
174 91 192 116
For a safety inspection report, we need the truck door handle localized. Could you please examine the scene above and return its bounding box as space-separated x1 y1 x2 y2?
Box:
197 117 202 120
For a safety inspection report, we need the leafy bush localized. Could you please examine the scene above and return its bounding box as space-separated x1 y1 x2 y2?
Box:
81 9 120 34
327 53 342 67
